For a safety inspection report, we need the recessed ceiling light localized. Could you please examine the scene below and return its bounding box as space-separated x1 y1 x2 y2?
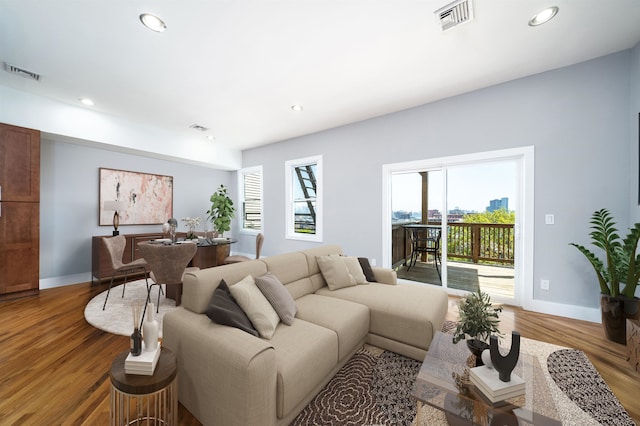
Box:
79 98 94 106
206 135 215 140
139 13 167 32
528 6 559 27
291 104 303 112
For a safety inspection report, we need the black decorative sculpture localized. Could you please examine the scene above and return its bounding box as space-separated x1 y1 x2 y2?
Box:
490 331 520 382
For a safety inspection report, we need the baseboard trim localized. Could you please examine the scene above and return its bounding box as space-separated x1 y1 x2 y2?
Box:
528 298 601 324
40 273 92 289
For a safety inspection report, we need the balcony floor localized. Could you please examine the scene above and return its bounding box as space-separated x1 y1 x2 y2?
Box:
394 258 515 299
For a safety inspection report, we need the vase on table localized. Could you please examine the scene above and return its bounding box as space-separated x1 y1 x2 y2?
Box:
143 303 159 351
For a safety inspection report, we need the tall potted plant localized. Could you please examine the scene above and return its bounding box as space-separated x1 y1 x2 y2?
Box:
570 208 640 344
206 184 235 237
452 289 503 365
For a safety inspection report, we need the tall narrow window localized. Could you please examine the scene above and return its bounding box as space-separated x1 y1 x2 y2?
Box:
286 155 322 241
238 166 262 233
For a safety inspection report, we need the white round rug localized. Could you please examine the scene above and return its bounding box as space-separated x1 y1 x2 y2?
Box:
84 279 178 337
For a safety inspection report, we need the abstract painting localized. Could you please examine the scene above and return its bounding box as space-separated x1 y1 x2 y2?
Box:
99 168 173 226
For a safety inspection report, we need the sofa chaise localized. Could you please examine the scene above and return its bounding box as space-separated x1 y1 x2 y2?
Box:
162 244 448 426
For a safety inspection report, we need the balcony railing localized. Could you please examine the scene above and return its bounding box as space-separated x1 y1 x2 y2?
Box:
392 222 515 267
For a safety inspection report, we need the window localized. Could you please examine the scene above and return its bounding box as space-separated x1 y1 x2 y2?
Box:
238 166 262 233
285 155 322 241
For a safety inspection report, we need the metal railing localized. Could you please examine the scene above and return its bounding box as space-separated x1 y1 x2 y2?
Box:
392 222 515 266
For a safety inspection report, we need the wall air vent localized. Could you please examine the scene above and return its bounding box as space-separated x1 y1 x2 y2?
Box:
435 0 474 31
189 124 209 132
3 62 41 81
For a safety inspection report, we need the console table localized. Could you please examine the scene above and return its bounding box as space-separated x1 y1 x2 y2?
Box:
92 233 232 284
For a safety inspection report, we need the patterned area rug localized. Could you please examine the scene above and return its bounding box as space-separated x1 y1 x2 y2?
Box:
84 279 177 337
292 321 634 426
291 345 420 426
547 349 634 425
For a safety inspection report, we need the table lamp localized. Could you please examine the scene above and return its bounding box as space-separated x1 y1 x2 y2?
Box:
104 200 127 236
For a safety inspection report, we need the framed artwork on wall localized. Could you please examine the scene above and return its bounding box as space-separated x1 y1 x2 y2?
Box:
99 167 173 226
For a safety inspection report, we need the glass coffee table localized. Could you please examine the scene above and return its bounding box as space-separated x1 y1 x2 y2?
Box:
412 331 561 425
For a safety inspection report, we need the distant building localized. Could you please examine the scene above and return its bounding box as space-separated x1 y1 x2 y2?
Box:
487 197 509 212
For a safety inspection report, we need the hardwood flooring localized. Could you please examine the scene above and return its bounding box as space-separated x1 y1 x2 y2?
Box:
1 282 639 425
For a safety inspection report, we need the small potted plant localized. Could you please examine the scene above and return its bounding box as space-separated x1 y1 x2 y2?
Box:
452 289 503 365
181 216 202 240
206 184 235 238
570 208 640 344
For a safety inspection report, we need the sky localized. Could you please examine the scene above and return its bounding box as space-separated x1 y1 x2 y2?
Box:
392 160 517 213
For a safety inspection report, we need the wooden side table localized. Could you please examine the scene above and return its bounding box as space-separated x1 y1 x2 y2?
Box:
110 347 178 425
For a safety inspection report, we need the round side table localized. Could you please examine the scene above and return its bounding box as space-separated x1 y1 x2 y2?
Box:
110 347 177 425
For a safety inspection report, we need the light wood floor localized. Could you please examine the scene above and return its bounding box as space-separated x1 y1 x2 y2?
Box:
1 282 639 424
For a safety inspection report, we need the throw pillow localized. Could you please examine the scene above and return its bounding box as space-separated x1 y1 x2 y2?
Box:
229 275 280 339
358 257 377 282
255 272 297 325
342 256 368 284
205 279 259 337
317 255 357 290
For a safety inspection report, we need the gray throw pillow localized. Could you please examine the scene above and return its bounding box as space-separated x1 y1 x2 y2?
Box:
205 279 259 337
255 272 297 325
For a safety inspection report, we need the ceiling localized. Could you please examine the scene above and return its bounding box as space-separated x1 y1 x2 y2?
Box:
1 0 640 153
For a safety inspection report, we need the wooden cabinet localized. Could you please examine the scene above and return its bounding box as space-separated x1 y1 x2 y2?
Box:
0 123 40 300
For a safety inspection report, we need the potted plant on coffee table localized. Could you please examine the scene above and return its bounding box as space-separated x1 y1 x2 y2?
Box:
452 289 503 366
570 208 640 344
206 184 235 238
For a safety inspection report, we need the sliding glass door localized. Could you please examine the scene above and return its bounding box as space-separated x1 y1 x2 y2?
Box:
385 148 530 307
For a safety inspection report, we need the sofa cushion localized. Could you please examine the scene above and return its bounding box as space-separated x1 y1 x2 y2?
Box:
358 257 377 282
269 319 338 419
205 279 259 336
316 282 448 351
182 260 268 314
295 294 369 361
255 272 297 325
317 255 356 290
229 275 280 339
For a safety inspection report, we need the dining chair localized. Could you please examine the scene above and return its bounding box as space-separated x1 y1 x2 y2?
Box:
407 228 442 279
102 235 149 310
138 242 199 320
224 233 264 264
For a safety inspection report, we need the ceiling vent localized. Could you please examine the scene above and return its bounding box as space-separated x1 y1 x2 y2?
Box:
3 62 41 81
189 124 209 132
435 0 474 31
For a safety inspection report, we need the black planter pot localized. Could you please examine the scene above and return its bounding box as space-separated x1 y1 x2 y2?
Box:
600 294 640 344
466 339 490 366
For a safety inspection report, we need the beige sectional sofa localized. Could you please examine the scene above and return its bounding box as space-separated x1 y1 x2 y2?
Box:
162 245 448 426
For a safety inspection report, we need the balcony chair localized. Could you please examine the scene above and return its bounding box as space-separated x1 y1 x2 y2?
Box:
102 235 149 310
407 228 441 280
224 233 264 264
137 242 199 324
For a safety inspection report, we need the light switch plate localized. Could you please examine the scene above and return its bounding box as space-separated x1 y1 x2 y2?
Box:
545 214 555 225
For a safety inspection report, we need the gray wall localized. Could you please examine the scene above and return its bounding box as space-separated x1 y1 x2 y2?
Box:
39 138 231 286
241 49 635 311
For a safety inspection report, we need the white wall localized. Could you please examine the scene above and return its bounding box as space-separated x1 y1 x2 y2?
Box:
39 137 231 288
241 50 634 317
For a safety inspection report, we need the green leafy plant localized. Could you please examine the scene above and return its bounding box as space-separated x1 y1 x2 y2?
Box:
452 289 503 344
206 184 235 237
570 208 640 298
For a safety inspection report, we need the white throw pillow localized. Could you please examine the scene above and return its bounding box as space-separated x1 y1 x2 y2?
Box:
229 275 280 339
342 256 368 284
317 255 357 290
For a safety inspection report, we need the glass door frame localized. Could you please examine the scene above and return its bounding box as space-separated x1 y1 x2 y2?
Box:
382 146 534 308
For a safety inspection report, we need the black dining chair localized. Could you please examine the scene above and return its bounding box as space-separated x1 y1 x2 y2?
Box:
407 228 442 280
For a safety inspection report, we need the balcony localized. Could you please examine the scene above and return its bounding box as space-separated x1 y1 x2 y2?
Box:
392 222 515 297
